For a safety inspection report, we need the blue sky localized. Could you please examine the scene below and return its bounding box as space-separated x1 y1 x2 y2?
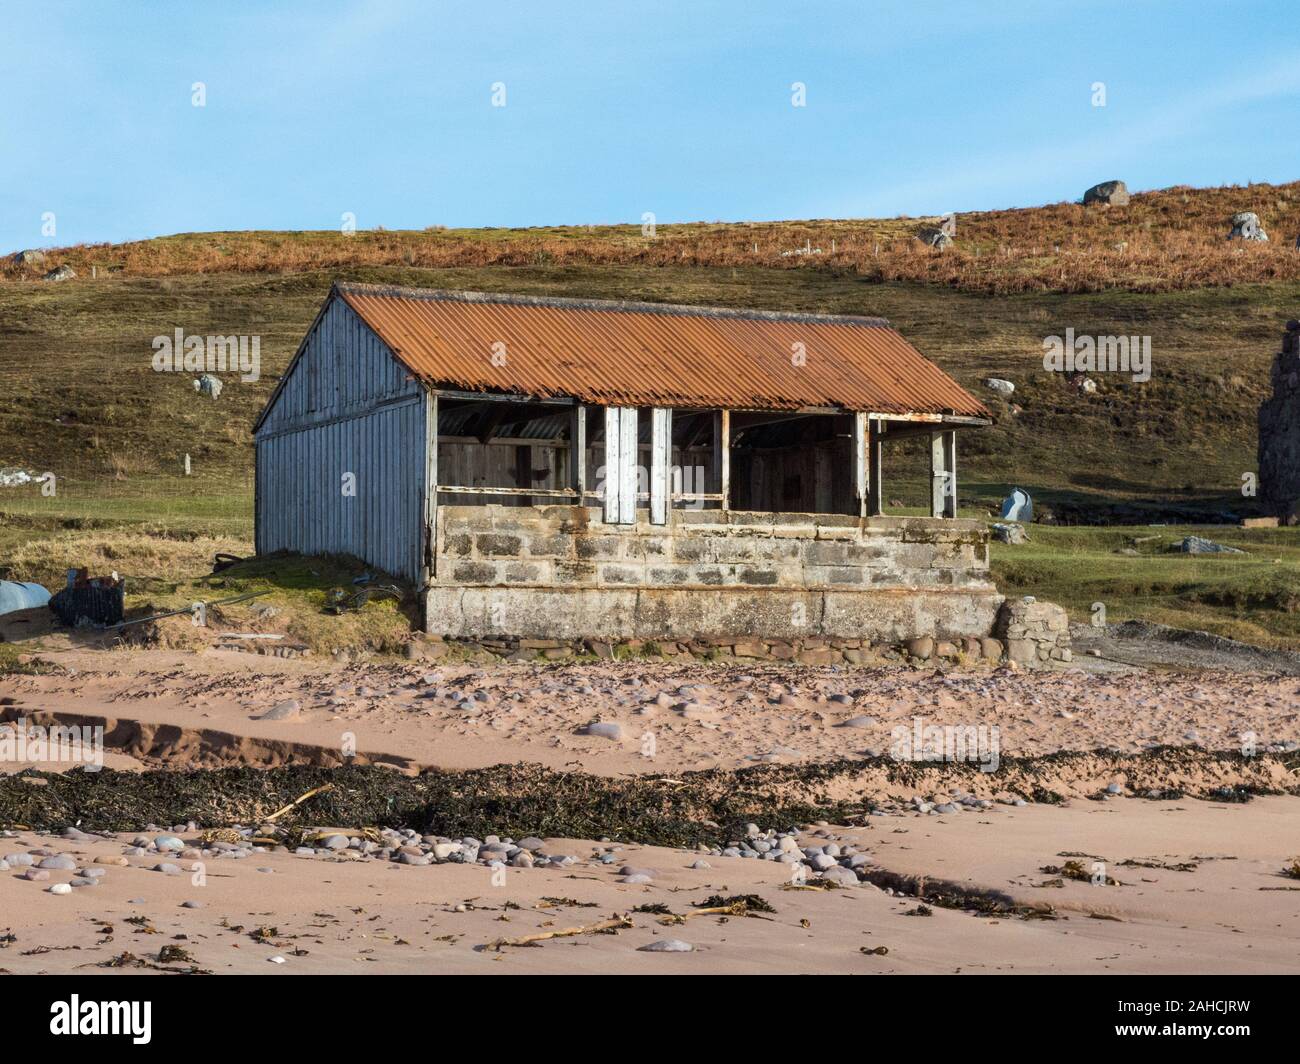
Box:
2 0 1298 251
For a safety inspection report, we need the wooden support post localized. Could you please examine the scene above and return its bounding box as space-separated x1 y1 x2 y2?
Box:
618 407 638 523
867 417 883 516
424 391 439 581
650 407 671 525
942 429 957 519
929 431 944 518
603 406 621 523
853 412 868 518
930 429 957 518
570 403 587 504
717 410 730 510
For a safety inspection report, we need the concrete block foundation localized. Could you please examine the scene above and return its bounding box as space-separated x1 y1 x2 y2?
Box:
425 505 1003 644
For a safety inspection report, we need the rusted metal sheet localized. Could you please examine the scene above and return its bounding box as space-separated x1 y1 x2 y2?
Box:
334 284 989 418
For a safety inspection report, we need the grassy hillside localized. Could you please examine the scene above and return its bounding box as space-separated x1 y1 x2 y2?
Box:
2 181 1299 649
0 263 1293 518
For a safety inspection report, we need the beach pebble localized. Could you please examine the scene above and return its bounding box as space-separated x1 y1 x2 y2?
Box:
584 721 623 741
69 876 99 887
154 862 182 875
837 715 877 729
48 883 72 895
320 834 350 850
24 869 50 881
638 938 694 952
38 855 77 870
690 860 711 870
622 873 654 885
95 855 129 866
261 699 301 721
819 865 860 887
181 900 204 908
517 837 544 851
154 835 184 852
4 852 33 867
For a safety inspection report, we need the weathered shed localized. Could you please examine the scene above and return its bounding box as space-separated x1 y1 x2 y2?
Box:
254 283 999 643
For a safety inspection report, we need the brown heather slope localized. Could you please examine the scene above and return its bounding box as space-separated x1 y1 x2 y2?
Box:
5 181 1300 295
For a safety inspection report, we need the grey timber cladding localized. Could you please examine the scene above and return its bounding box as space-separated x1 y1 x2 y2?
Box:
257 298 422 432
255 298 426 582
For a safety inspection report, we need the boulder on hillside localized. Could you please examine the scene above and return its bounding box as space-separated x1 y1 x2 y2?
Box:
1083 180 1129 206
991 522 1028 545
42 264 75 282
193 374 224 399
1172 535 1244 555
983 378 1015 396
915 221 953 250
1228 211 1268 241
11 249 47 269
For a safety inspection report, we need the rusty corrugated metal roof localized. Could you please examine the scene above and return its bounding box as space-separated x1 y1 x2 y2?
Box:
333 283 990 418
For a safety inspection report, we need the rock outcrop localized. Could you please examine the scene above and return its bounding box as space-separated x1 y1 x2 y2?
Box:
193 373 224 399
11 249 47 269
1228 211 1268 241
915 214 955 249
1259 320 1300 522
1083 180 1129 206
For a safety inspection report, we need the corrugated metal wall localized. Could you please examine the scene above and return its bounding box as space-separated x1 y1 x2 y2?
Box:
255 298 427 583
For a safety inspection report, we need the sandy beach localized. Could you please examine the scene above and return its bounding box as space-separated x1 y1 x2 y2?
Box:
2 641 1299 975
2 797 1299 975
1 641 1297 775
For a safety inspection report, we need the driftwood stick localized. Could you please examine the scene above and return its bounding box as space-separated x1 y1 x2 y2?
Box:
264 783 334 823
484 914 632 950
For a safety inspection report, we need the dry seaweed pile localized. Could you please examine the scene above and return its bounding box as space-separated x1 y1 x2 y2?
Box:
2 746 1296 847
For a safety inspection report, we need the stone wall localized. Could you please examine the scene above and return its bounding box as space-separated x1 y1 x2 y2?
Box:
1260 320 1300 522
424 505 1003 643
995 597 1072 667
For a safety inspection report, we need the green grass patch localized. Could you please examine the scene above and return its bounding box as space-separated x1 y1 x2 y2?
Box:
992 523 1300 648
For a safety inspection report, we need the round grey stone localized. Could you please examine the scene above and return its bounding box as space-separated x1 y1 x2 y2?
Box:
38 855 77 871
